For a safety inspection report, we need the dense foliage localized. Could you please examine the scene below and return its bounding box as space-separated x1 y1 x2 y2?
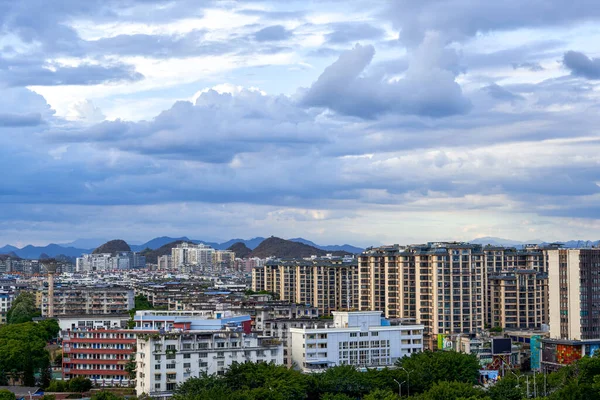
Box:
0 319 59 385
6 292 40 324
170 352 481 400
168 351 600 400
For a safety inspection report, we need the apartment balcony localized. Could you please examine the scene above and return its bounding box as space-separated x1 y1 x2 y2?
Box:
68 359 128 365
66 348 133 355
66 369 128 376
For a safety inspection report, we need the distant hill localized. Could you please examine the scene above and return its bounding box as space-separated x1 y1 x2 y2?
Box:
470 236 539 247
249 237 351 259
288 238 363 253
93 240 131 255
227 242 252 258
219 237 265 250
130 236 192 252
0 243 92 259
58 238 108 249
141 240 194 264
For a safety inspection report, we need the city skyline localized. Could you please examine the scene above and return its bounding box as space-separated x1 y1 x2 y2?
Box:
2 1 600 246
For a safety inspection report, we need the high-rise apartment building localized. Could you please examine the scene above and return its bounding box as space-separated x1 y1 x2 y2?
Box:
252 259 359 315
359 243 485 347
76 252 145 272
358 242 552 348
547 248 600 340
171 243 232 271
487 270 548 330
157 255 172 270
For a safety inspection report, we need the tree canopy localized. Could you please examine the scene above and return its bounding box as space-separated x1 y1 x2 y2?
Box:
6 292 40 324
0 319 59 385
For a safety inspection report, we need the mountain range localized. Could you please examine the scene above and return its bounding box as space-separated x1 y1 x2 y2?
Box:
0 236 364 260
4 235 599 260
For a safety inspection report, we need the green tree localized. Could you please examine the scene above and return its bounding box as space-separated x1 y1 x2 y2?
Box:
90 391 125 400
46 380 70 392
69 376 93 393
223 362 309 400
6 292 40 324
548 380 598 400
40 358 52 388
320 394 354 400
173 373 232 400
134 295 154 310
314 364 371 398
0 390 16 400
487 376 523 400
363 388 398 400
395 351 480 394
419 381 486 400
41 395 56 400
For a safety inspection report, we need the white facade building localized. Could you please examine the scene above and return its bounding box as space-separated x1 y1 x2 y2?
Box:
135 316 283 398
290 311 424 372
0 290 15 324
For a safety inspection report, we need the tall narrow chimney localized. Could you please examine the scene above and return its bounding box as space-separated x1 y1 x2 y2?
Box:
45 261 58 318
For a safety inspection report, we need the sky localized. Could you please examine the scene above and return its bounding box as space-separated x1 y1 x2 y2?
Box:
2 0 600 247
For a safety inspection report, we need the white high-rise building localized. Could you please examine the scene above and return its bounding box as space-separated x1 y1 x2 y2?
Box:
171 243 215 270
290 311 424 373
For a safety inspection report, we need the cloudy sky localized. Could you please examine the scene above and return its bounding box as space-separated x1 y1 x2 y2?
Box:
2 0 600 247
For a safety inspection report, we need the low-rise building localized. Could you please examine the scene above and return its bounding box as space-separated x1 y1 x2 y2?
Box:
135 314 283 398
41 285 134 316
57 314 131 331
290 311 424 373
62 328 140 386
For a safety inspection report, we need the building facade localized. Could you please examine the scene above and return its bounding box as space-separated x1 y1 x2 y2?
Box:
487 270 548 330
252 259 359 315
41 286 134 316
548 248 600 340
135 315 283 398
289 311 423 372
62 329 138 386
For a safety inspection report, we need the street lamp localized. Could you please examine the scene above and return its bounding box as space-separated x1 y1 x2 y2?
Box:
393 379 406 397
510 371 529 398
400 367 412 397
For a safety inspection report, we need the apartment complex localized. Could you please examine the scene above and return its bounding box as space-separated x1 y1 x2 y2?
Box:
548 248 600 340
252 258 359 315
76 252 146 272
62 329 138 386
157 255 172 270
289 311 423 372
135 314 283 398
357 243 554 347
41 285 134 316
488 270 548 330
171 243 235 271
